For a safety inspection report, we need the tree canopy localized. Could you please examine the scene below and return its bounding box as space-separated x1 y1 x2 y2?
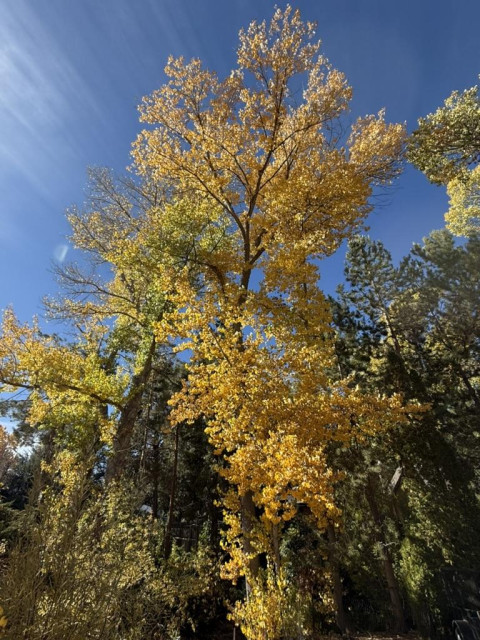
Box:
408 83 480 235
0 7 478 640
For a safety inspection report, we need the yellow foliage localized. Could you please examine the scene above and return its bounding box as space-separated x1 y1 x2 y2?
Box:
0 309 124 449
0 7 412 638
131 8 410 636
0 425 15 487
446 164 480 236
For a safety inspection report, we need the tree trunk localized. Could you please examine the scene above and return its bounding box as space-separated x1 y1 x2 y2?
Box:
233 304 261 595
272 522 281 575
327 523 351 635
151 436 160 520
164 424 180 559
208 482 220 549
365 473 406 633
106 337 155 482
241 490 260 597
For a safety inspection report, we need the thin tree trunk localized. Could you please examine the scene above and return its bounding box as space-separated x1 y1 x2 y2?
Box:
208 482 220 548
138 388 153 476
241 490 260 597
151 436 160 520
327 523 351 635
365 473 406 633
233 298 261 595
164 424 180 559
272 522 281 575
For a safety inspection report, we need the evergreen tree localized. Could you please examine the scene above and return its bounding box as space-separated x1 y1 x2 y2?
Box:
330 231 480 635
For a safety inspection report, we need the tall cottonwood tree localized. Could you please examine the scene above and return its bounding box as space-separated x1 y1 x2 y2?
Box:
0 8 416 638
132 7 413 637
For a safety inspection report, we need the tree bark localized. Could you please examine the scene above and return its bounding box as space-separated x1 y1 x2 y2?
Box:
241 490 260 596
151 436 160 520
365 473 406 633
327 523 351 635
106 337 156 483
164 424 180 559
272 522 281 575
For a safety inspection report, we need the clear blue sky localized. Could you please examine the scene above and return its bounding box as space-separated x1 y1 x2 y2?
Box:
1 0 479 323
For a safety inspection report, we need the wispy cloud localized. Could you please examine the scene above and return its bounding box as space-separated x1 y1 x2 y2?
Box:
53 244 68 263
0 1 102 198
0 2 101 128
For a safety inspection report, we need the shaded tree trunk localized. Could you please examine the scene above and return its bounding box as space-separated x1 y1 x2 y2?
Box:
241 490 260 597
327 522 351 635
164 424 179 559
151 436 160 520
366 473 406 633
272 522 281 575
106 337 156 482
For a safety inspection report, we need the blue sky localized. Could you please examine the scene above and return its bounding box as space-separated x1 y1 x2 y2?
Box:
1 0 479 323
